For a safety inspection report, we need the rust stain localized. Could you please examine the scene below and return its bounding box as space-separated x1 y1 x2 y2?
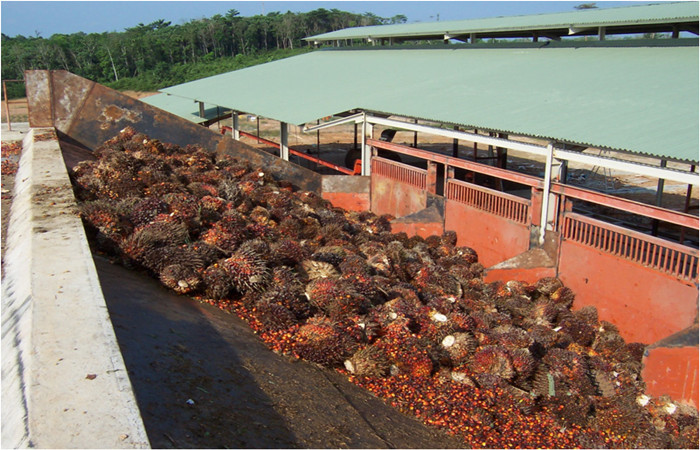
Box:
99 105 142 130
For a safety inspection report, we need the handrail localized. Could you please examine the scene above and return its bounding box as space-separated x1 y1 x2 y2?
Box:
368 138 542 188
563 212 699 282
551 182 699 230
238 130 354 175
368 138 698 231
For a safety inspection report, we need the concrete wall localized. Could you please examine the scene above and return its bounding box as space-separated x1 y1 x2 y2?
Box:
1 129 149 448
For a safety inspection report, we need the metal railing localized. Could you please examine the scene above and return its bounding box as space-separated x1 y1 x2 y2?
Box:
446 179 530 225
2 79 27 131
236 129 356 175
562 213 699 282
372 157 426 189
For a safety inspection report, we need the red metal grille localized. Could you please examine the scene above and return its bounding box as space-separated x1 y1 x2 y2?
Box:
563 213 699 282
372 157 426 189
446 179 530 225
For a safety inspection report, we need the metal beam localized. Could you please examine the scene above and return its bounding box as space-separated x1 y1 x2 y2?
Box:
367 115 699 186
366 115 550 157
554 149 699 186
302 112 363 132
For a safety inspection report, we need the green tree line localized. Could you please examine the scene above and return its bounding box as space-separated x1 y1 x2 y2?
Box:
1 8 407 97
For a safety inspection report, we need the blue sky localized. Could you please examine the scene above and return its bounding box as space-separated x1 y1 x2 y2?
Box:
1 1 653 38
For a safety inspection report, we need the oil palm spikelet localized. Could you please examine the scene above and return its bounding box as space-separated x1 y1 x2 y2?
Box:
221 247 270 293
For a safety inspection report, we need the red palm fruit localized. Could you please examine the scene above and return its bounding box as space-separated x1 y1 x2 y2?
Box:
128 197 169 227
163 192 200 225
530 298 559 326
558 316 596 347
509 347 536 387
470 345 515 381
573 305 599 326
301 260 339 281
277 217 303 239
550 286 575 307
200 213 249 252
253 300 298 332
245 222 279 241
221 247 270 294
441 332 476 366
344 345 391 377
535 277 564 298
293 316 358 367
261 285 314 320
159 264 201 294
415 306 454 343
542 347 595 396
201 263 233 300
187 182 218 198
493 324 534 350
271 239 309 266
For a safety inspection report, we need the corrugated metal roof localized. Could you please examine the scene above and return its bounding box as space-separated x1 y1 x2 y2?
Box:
160 41 699 162
305 2 699 41
140 93 222 123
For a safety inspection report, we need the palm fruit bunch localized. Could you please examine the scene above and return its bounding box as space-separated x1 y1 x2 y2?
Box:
73 127 699 449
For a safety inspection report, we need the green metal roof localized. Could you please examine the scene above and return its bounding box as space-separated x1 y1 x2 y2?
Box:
305 2 699 42
140 93 223 123
160 41 699 162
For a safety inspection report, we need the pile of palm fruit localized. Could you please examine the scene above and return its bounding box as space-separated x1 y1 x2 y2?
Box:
72 127 698 448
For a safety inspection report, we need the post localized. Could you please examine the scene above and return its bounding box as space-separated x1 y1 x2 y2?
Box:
280 122 289 161
361 113 372 176
232 111 240 140
539 143 555 246
353 122 358 150
652 160 667 236
445 166 455 197
316 119 320 154
679 164 695 243
3 81 12 132
413 119 418 148
427 161 438 195
452 126 459 157
599 27 606 41
198 101 205 118
257 116 260 141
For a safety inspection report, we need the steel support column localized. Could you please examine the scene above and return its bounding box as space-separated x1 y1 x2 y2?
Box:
539 143 555 245
232 111 240 140
361 113 373 176
280 122 289 161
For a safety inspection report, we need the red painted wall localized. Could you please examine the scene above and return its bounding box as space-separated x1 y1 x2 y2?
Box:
558 240 698 344
642 346 699 407
444 199 532 268
484 266 556 284
371 176 426 219
322 192 369 212
390 221 444 240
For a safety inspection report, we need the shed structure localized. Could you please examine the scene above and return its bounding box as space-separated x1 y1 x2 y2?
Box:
147 3 699 405
305 1 699 44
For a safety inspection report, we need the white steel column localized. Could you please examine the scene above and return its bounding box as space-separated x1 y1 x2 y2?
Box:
280 122 289 161
361 113 373 176
232 111 240 140
539 143 555 246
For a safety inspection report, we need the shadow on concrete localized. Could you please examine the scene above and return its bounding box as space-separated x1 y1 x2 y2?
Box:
94 256 464 449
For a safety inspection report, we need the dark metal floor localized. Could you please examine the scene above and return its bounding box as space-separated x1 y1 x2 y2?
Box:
94 255 464 449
